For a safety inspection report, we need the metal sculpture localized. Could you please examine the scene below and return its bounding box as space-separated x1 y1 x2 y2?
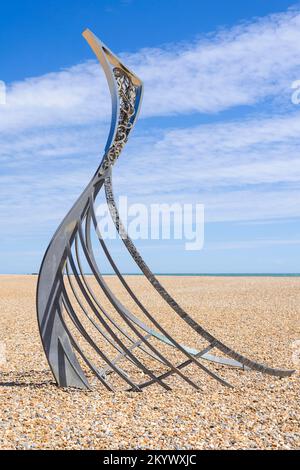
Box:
36 29 294 391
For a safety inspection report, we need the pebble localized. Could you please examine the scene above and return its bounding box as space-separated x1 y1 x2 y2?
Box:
0 275 299 449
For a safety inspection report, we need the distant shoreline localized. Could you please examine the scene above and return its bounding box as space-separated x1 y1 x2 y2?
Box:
2 273 300 277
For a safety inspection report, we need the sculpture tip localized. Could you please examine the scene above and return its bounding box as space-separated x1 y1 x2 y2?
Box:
82 28 91 38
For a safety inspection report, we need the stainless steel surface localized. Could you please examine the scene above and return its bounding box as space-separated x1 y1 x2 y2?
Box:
36 29 294 391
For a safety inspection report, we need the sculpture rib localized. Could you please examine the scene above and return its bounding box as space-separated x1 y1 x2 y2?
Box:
73 233 165 367
36 29 294 391
104 175 294 378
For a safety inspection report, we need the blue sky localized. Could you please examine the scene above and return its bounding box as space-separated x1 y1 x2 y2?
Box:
1 0 300 274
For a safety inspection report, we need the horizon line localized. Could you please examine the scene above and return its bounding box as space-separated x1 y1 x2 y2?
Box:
1 273 300 277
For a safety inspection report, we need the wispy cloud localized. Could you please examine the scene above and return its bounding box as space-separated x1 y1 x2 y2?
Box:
1 8 300 134
110 110 300 223
1 7 300 272
205 238 300 250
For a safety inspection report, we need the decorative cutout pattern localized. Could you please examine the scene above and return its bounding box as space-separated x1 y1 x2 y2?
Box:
101 67 137 173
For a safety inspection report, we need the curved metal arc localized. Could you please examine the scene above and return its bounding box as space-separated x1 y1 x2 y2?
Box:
36 30 143 390
86 202 202 390
89 193 235 388
135 343 215 391
67 238 159 377
65 259 134 364
57 292 114 391
104 174 294 379
74 231 164 366
82 29 118 153
77 216 172 391
36 29 294 392
82 29 143 164
61 270 139 391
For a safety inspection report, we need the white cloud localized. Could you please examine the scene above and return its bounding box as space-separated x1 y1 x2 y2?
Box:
111 110 300 224
206 238 300 250
1 7 300 270
1 110 299 242
1 9 300 134
132 9 300 116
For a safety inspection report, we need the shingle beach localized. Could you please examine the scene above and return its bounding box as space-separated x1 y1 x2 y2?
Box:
0 275 299 449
